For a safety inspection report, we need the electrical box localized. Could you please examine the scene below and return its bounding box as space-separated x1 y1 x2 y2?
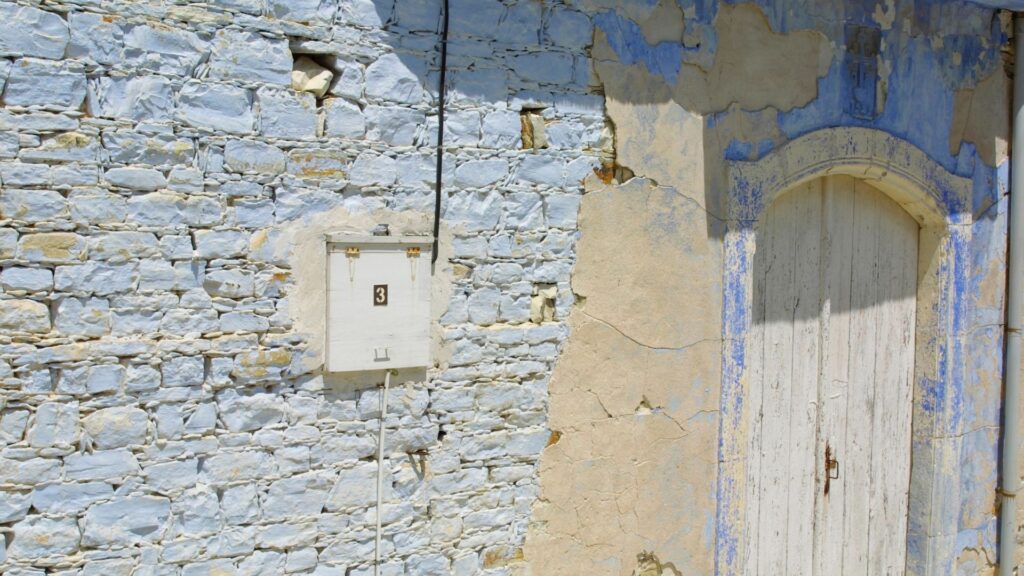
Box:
326 235 432 373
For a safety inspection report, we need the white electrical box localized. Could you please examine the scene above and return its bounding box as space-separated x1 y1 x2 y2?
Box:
326 235 432 373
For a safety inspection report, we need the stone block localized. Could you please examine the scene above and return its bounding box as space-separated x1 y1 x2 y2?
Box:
267 0 334 23
161 308 218 335
504 191 544 230
220 311 269 332
218 391 284 431
27 401 79 448
54 262 137 295
365 53 425 104
20 132 99 163
1 267 52 292
364 105 423 145
0 457 60 485
201 451 276 484
231 199 274 229
0 491 33 524
512 52 575 85
83 406 148 449
123 24 207 76
103 131 195 166
286 149 347 182
82 496 170 546
161 356 205 387
7 517 80 560
258 87 318 140
144 459 198 492
65 448 140 481
177 81 253 135
0 3 69 59
127 191 223 227
0 132 18 158
0 189 67 222
544 194 581 228
104 167 167 191
0 298 50 333
209 29 291 85
89 231 160 261
224 139 287 174
4 58 86 107
87 75 175 122
0 162 49 186
325 462 380 510
349 152 396 187
0 228 15 258
443 191 502 232
55 297 110 336
546 8 592 49
517 155 565 187
323 98 366 138
195 230 249 259
454 159 507 189
263 470 333 520
68 12 124 65
69 189 127 223
18 232 87 263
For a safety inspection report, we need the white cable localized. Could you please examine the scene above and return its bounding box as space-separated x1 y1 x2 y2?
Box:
374 370 391 576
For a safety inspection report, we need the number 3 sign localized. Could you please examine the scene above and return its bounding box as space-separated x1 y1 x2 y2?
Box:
373 284 388 306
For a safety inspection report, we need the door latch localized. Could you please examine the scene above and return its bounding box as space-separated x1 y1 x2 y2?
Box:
825 443 839 495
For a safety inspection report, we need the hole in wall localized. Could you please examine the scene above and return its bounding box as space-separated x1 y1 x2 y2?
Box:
520 107 547 150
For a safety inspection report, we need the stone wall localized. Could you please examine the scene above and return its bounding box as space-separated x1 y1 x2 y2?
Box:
0 1 603 574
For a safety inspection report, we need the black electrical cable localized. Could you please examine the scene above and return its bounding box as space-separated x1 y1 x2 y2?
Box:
431 0 449 265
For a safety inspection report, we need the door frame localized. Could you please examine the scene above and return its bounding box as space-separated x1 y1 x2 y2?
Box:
714 127 973 576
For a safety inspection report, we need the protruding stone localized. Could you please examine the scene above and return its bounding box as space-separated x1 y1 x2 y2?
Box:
291 56 334 97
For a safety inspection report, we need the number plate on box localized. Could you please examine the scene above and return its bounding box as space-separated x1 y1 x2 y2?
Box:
373 284 388 306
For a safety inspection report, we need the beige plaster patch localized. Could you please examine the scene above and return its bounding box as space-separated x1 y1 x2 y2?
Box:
949 66 1011 168
523 177 721 575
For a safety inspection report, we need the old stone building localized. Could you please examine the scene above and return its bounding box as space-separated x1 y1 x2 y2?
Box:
0 0 1019 574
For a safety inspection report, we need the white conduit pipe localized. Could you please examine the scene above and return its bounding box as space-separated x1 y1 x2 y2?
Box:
1001 12 1024 576
375 370 392 576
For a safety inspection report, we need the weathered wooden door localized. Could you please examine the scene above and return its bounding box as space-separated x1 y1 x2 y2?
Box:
743 175 918 576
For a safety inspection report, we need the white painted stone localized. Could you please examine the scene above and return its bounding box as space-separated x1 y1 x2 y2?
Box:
209 29 292 86
4 58 86 107
83 496 170 546
364 53 425 104
65 448 140 481
177 81 253 135
324 98 366 138
83 406 149 449
0 298 51 333
258 87 318 140
27 402 79 447
0 3 69 59
7 517 80 560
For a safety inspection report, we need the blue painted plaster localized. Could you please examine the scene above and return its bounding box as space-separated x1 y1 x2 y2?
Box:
596 0 1010 571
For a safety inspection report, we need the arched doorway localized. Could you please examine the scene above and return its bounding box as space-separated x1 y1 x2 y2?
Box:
715 128 973 576
744 175 918 575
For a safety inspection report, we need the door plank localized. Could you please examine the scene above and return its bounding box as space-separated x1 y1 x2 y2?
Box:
785 180 823 576
813 176 856 575
756 187 801 575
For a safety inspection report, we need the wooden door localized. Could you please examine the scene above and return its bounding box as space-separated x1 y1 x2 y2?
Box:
743 175 918 576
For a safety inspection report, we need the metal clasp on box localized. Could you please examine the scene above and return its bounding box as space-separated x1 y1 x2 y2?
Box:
406 246 421 258
374 347 390 361
345 246 360 258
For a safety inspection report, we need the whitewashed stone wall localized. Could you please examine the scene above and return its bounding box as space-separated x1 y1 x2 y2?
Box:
0 1 602 574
